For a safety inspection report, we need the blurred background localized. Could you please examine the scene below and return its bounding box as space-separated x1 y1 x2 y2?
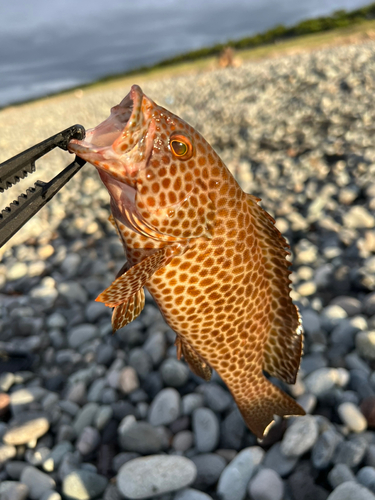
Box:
0 0 372 108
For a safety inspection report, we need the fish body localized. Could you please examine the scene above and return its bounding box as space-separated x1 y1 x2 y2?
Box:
69 85 305 438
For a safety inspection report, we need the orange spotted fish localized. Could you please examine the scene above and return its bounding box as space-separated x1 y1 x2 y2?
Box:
68 85 305 438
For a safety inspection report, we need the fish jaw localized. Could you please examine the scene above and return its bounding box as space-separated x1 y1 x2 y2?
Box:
68 85 155 185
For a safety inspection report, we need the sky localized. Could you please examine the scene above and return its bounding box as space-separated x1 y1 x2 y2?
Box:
0 0 372 107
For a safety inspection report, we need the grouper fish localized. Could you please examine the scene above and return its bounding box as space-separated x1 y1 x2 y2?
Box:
68 85 305 438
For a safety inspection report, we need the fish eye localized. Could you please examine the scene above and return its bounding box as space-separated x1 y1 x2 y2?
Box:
170 133 193 160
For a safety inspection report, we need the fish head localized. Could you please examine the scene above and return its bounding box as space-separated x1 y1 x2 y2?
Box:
69 84 222 239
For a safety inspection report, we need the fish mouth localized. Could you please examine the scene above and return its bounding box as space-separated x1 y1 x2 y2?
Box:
68 85 151 179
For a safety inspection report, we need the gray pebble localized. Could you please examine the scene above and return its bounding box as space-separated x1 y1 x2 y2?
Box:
220 408 246 450
85 301 109 322
191 453 226 490
87 378 106 402
357 331 375 360
68 324 99 349
94 405 113 430
160 358 189 387
95 344 114 366
119 420 163 454
62 470 108 500
263 443 299 477
112 452 141 473
117 455 196 499
217 446 264 500
172 430 194 452
76 426 100 455
280 415 319 457
0 372 15 392
328 463 356 489
57 281 88 304
248 468 284 500
5 461 28 480
148 388 181 426
58 400 78 417
327 481 375 500
0 444 16 466
43 441 73 472
192 408 220 453
128 348 153 379
357 466 375 493
20 466 56 500
47 313 67 329
199 383 233 413
1 483 29 500
333 436 368 468
331 296 362 316
311 429 343 469
72 403 99 435
174 489 213 500
143 331 166 366
182 394 204 416
40 492 61 500
304 367 346 397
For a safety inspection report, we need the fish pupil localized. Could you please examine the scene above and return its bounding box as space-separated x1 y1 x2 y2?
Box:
171 140 187 156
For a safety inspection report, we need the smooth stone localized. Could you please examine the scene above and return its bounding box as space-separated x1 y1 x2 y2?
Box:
356 332 375 360
143 332 166 366
62 470 108 500
0 372 15 392
304 368 346 397
338 402 368 432
263 442 299 477
343 206 375 229
85 301 109 323
95 344 114 366
119 421 163 454
199 383 233 413
191 453 226 489
248 468 284 500
2 483 29 500
112 452 141 473
192 408 220 453
103 483 123 500
280 415 319 457
182 394 205 416
3 413 49 445
40 492 61 500
43 441 74 472
220 408 246 450
94 405 113 431
217 447 264 500
357 466 375 493
57 282 88 304
160 358 189 387
5 461 28 479
0 444 16 466
311 429 343 469
119 367 140 394
328 463 356 488
20 466 56 500
117 455 196 499
128 349 152 380
301 309 321 336
172 431 194 452
87 379 106 403
72 403 99 436
327 481 375 500
174 489 213 500
333 436 368 467
148 388 181 426
331 296 362 316
76 426 100 455
68 324 99 349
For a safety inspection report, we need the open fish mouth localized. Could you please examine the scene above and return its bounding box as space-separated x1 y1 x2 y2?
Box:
68 85 148 173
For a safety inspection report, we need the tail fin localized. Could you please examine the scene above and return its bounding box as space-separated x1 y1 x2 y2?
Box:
236 377 305 439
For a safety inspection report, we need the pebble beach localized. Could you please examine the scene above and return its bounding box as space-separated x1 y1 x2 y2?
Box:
2 39 375 500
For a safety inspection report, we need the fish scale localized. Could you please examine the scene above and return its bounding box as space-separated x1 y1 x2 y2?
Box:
68 84 305 439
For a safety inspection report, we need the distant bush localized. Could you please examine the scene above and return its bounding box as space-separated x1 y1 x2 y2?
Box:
153 2 375 69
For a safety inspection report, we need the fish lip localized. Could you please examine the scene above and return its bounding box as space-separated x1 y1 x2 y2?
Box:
68 85 144 158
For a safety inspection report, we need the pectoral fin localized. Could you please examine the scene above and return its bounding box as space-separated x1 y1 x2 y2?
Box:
96 244 184 307
175 337 212 381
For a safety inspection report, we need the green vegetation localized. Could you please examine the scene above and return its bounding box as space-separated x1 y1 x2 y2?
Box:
140 3 375 69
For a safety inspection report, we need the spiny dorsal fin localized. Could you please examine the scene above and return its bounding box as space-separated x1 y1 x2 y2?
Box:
247 194 303 384
112 288 145 332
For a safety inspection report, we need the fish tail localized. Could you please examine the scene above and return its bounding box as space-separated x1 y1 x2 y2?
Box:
235 376 305 440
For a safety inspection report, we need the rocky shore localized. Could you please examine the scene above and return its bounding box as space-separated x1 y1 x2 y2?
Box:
2 40 375 500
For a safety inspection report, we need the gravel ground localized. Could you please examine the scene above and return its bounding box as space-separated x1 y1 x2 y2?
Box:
2 40 375 499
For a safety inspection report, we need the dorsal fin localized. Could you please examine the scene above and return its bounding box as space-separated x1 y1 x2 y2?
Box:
247 194 303 384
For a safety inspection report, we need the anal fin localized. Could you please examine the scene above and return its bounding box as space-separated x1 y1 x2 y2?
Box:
112 288 145 332
175 337 212 381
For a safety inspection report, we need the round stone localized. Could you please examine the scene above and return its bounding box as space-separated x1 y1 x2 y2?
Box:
280 415 319 457
217 447 265 500
119 421 163 454
62 470 108 500
356 332 375 360
20 466 56 500
338 402 367 432
174 489 213 500
148 388 181 426
119 367 140 395
357 466 375 493
117 455 196 499
192 408 220 453
328 463 356 489
3 413 49 445
160 358 189 387
248 468 284 500
327 481 375 500
191 453 226 490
